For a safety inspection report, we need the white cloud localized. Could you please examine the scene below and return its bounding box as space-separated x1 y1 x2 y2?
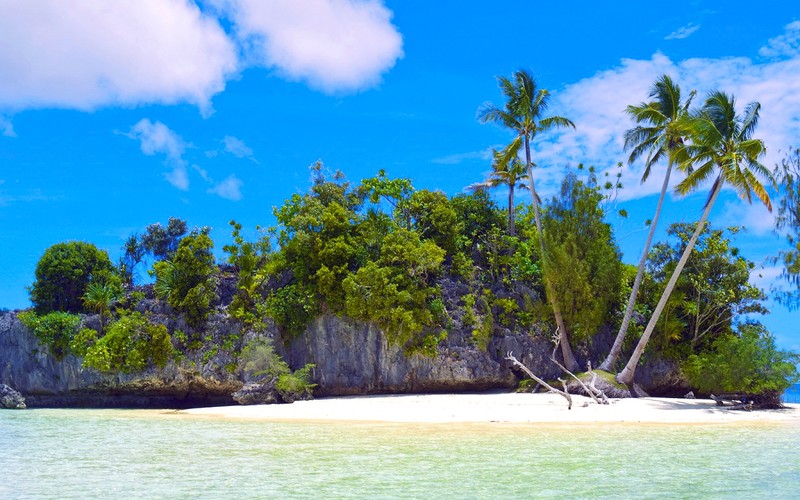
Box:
759 20 800 59
0 0 237 115
665 23 700 40
432 148 493 165
126 119 190 190
751 264 783 290
223 135 254 159
528 23 800 204
0 115 15 137
208 174 243 200
718 199 776 235
222 0 403 92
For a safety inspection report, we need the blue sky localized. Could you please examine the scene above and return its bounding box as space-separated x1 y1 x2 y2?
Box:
1 1 799 350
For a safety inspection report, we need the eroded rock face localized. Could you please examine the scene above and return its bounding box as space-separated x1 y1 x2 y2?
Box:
282 315 561 396
0 311 241 408
0 383 26 409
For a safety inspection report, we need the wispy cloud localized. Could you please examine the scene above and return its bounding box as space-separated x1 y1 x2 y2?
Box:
125 119 190 190
223 135 257 161
432 148 493 165
208 174 243 201
0 115 14 137
0 188 60 206
220 0 403 93
527 22 800 204
665 23 700 40
0 1 237 116
759 20 800 59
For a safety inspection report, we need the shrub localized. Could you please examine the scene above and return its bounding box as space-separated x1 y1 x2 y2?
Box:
18 310 81 359
30 241 116 313
82 312 172 373
684 323 800 400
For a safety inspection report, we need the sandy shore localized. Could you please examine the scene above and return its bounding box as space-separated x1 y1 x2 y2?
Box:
181 392 800 425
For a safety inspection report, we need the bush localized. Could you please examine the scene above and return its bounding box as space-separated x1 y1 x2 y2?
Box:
154 233 217 327
18 310 81 359
684 323 800 400
30 241 116 313
82 312 172 373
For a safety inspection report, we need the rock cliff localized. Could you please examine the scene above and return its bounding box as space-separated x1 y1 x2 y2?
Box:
0 309 687 408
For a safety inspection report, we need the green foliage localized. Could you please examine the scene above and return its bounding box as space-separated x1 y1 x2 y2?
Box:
69 327 98 358
275 364 317 401
342 228 445 346
399 189 459 256
30 241 116 314
82 312 172 373
239 337 290 379
239 338 316 401
647 223 767 358
773 147 800 309
540 171 623 341
18 310 81 359
224 220 272 328
83 281 123 332
684 322 800 396
264 283 317 337
154 233 217 327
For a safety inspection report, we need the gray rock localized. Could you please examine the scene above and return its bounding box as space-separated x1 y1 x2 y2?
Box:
0 383 26 409
232 382 280 405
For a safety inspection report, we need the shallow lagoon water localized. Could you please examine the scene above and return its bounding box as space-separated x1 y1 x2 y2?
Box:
2 408 799 498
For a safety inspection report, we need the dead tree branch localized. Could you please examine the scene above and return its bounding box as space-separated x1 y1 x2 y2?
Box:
505 351 572 410
549 329 608 405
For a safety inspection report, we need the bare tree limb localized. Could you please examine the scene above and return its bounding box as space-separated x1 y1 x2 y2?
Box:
586 361 610 404
549 329 606 405
505 351 572 410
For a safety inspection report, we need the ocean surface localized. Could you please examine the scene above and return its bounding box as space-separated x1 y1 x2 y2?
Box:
2 407 799 499
784 382 800 403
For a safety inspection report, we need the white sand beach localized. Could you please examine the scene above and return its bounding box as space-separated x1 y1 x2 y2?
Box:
181 392 800 425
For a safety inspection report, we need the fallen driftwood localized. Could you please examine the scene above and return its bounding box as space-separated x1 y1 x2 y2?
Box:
505 352 573 410
710 394 753 411
547 329 609 405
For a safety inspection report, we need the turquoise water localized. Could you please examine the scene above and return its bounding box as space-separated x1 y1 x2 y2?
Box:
784 383 800 403
2 409 799 499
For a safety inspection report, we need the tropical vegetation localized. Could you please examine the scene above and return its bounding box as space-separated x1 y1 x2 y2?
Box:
15 72 799 406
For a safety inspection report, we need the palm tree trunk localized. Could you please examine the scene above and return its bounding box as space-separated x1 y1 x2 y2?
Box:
616 176 723 387
508 184 516 236
598 162 673 371
525 137 579 371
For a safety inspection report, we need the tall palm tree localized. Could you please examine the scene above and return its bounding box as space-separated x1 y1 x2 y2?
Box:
598 75 695 371
478 69 579 370
616 91 774 388
467 149 528 235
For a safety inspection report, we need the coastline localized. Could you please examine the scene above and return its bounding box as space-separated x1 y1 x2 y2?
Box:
180 392 800 425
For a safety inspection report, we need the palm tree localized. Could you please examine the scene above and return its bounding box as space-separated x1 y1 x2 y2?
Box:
598 75 695 371
83 281 123 333
616 91 774 388
467 149 528 235
478 69 579 371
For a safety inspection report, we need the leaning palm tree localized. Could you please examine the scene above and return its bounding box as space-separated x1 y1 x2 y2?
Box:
478 69 579 370
598 75 695 371
467 149 528 235
616 90 774 388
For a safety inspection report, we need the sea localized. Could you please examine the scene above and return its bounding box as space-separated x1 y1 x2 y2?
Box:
2 403 799 499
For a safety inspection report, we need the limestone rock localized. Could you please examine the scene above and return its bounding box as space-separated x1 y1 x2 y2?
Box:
0 383 26 409
232 382 280 405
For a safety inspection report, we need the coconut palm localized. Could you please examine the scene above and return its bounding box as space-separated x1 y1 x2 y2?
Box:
478 69 579 370
598 75 695 371
616 90 774 388
467 149 528 235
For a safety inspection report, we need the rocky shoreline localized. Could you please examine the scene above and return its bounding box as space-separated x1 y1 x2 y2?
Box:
0 309 690 409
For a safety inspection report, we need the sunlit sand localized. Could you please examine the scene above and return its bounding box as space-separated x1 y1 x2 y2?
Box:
181 392 800 424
